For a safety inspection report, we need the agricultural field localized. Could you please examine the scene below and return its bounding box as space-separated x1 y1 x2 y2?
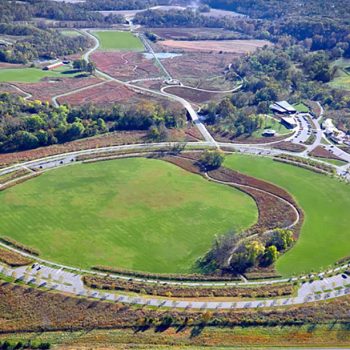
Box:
0 158 257 273
92 30 144 51
147 27 241 40
158 39 271 54
329 58 350 91
224 154 350 276
0 66 81 83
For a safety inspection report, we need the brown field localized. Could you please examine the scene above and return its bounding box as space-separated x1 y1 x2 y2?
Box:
58 81 136 106
161 52 238 90
15 76 101 103
164 86 224 104
0 279 350 337
0 83 27 97
147 27 240 40
159 39 271 53
0 62 24 69
309 145 344 161
91 51 163 81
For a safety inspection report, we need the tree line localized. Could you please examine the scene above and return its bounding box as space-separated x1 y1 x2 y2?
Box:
0 94 186 153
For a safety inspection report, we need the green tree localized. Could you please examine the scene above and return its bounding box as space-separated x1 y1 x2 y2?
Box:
199 150 225 170
262 245 279 265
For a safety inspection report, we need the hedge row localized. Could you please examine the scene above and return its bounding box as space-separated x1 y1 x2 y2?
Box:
83 275 294 298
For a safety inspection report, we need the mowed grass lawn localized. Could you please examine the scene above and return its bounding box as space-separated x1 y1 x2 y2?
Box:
0 66 80 83
93 30 144 51
0 158 257 273
252 117 290 138
224 154 350 277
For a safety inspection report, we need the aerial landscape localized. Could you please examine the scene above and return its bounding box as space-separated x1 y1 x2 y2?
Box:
0 0 349 348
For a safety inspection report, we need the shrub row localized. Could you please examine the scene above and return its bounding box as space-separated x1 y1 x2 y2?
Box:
274 154 335 174
0 236 39 256
92 265 240 282
0 173 41 191
83 275 294 298
1 281 349 333
0 168 31 184
0 247 33 267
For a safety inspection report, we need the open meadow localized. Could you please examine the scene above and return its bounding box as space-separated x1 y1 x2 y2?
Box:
0 66 81 83
93 30 144 51
224 154 350 276
0 158 257 273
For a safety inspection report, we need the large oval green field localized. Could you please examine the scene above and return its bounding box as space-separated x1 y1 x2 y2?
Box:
224 154 350 277
0 158 257 273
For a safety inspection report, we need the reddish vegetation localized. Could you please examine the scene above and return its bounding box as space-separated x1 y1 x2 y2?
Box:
16 77 101 103
161 52 237 90
0 281 349 333
91 51 162 81
83 274 293 298
309 145 344 161
0 247 32 267
0 132 149 167
211 129 290 144
0 127 201 168
159 39 271 54
0 62 24 69
164 86 223 104
273 142 307 153
58 81 136 106
0 83 27 97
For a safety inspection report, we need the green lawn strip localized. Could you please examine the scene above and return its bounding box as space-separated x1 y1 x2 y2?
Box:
0 66 80 83
93 30 144 51
0 158 257 274
329 58 350 91
224 154 350 277
251 116 291 138
311 157 348 166
60 30 82 37
293 102 309 113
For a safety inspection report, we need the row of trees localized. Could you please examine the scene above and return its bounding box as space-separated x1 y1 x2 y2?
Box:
0 94 186 153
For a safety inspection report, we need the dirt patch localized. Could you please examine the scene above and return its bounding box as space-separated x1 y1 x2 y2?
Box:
159 39 271 53
272 142 307 153
309 145 344 161
0 247 33 267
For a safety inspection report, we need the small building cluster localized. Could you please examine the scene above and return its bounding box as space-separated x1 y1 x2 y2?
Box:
270 101 298 129
43 60 64 71
322 118 349 145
